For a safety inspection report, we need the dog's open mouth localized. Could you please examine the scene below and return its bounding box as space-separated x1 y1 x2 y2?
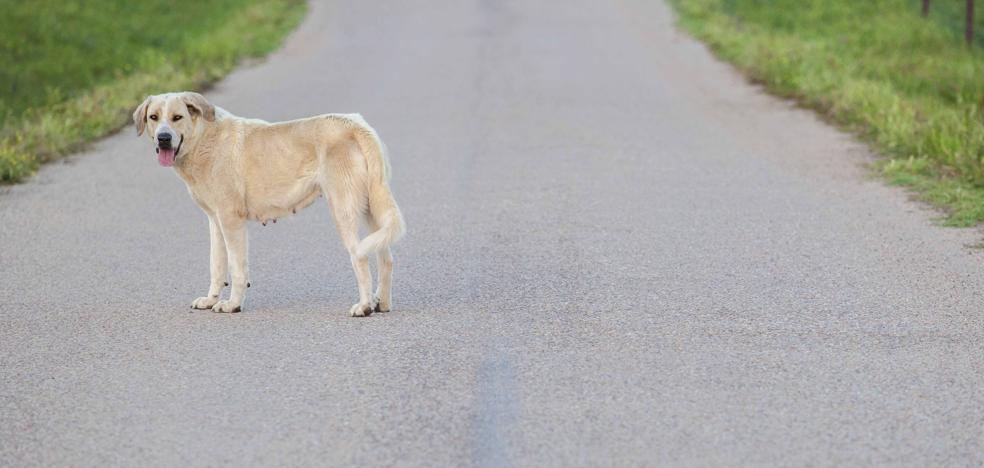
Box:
156 135 184 167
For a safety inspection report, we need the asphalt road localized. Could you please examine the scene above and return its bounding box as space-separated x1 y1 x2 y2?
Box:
4 0 984 466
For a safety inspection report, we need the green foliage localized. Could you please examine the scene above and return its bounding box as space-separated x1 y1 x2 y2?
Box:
670 0 984 225
0 0 306 183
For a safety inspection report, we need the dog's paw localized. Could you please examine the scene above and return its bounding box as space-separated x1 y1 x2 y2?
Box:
211 300 242 313
373 295 390 313
191 295 219 310
349 301 375 317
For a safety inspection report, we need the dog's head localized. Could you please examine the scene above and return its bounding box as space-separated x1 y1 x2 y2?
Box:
133 92 215 167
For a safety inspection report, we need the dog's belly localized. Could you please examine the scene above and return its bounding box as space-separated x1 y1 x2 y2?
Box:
245 176 321 223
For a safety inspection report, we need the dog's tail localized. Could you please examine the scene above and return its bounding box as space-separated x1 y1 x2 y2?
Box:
351 118 405 258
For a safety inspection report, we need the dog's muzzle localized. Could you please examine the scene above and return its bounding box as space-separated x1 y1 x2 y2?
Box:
156 134 183 167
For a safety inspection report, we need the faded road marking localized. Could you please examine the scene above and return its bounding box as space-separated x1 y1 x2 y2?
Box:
472 339 519 468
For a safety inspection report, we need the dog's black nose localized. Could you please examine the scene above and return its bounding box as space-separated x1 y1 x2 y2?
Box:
157 133 172 146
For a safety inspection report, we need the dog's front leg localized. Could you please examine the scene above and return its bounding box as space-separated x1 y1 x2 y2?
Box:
191 216 228 309
212 214 248 313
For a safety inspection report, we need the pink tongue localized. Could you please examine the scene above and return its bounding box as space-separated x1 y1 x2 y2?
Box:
158 148 176 167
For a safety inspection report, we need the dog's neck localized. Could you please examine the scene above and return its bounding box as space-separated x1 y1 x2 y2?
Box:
173 123 220 182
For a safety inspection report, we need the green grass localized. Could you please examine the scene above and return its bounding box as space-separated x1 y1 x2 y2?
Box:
669 0 984 226
0 0 306 183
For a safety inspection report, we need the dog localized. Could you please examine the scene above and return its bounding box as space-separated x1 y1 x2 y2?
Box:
133 92 405 316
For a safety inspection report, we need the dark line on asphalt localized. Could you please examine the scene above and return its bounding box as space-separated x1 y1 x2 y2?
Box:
472 339 519 468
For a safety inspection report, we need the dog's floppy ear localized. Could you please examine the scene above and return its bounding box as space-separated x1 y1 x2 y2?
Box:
133 96 152 136
182 92 215 122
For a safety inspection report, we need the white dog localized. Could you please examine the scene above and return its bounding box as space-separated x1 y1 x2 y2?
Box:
133 92 405 316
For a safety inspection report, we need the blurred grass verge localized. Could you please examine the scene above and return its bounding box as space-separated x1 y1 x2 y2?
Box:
0 0 306 183
669 0 984 226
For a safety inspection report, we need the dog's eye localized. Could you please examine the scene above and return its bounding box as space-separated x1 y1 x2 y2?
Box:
173 115 183 122
149 114 158 121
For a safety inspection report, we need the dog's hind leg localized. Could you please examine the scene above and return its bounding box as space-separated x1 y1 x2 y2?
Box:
374 247 393 313
326 190 375 317
367 218 393 313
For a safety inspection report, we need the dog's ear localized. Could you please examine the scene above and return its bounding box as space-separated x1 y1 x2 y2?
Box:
133 96 152 136
182 92 215 122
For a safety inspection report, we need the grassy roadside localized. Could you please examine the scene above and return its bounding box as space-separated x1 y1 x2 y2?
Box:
668 0 984 226
0 0 306 183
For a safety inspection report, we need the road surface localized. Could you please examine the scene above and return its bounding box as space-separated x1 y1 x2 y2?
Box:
3 0 984 465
